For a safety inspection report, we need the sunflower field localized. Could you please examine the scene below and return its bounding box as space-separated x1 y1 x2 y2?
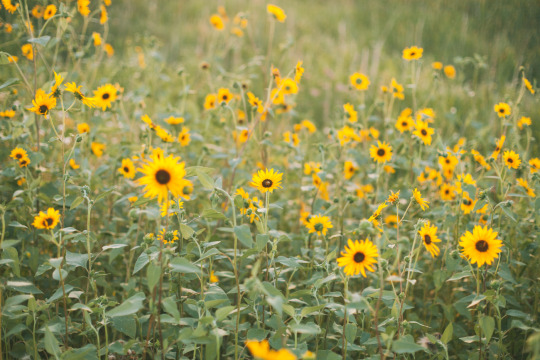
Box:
0 0 539 359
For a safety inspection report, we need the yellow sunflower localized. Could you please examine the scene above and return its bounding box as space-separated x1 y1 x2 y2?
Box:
280 78 298 95
69 158 80 169
413 188 429 211
157 228 179 245
32 208 60 230
10 147 28 161
18 156 30 168
370 141 392 163
490 135 505 160
77 122 90 134
305 214 333 236
494 102 511 118
210 271 219 283
91 142 106 157
93 84 118 111
350 72 370 91
118 158 136 179
337 239 379 277
517 178 535 198
444 65 456 79
413 119 434 145
503 150 521 169
251 168 283 194
64 82 96 108
523 76 535 94
529 158 539 173
28 90 56 117
344 160 358 180
419 221 441 257
178 127 191 146
459 225 503 267
267 4 286 22
217 88 233 104
402 46 423 61
343 103 358 123
137 154 188 204
43 4 56 20
439 183 456 201
395 114 414 133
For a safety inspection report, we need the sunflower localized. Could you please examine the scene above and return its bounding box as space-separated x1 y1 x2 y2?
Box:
305 214 333 236
419 221 441 257
413 119 434 145
118 158 136 179
22 44 33 60
100 4 107 24
516 178 535 198
31 4 43 17
395 114 414 133
301 119 316 133
247 92 264 113
350 72 370 91
165 116 184 125
343 103 358 123
390 78 404 99
10 147 28 161
69 158 80 169
280 78 298 95
402 46 423 61
459 225 503 267
91 142 106 157
523 76 535 94
461 193 476 214
440 183 456 201
337 239 379 277
246 340 270 359
413 188 429 211
387 190 400 204
18 156 30 168
370 141 392 163
210 271 219 283
93 84 117 111
267 4 286 22
503 150 521 169
217 88 233 104
251 168 283 194
385 214 398 228
494 102 511 118
64 82 96 108
517 116 531 130
77 122 90 134
530 158 540 173
43 4 56 20
444 65 456 79
432 61 443 70
471 150 491 171
343 160 358 180
28 90 56 117
78 0 90 16
157 229 179 245
438 154 458 171
178 127 191 146
137 154 188 204
294 60 304 83
490 135 505 160
32 208 60 230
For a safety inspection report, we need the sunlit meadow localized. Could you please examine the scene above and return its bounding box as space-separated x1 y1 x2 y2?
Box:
0 0 539 359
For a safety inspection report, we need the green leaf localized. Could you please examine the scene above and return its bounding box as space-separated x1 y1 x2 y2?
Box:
44 326 61 359
111 316 136 338
61 345 98 360
70 196 84 210
290 323 321 335
133 252 149 275
301 304 326 317
196 169 214 190
345 323 357 343
480 316 495 342
66 251 88 269
28 36 51 47
147 263 161 292
185 166 214 177
234 224 253 248
500 205 517 223
169 257 201 274
256 234 269 251
3 247 20 277
201 208 228 220
6 280 42 294
441 322 453 344
106 292 145 318
0 78 19 91
180 223 195 239
162 297 180 322
392 336 426 354
215 305 235 321
447 271 472 281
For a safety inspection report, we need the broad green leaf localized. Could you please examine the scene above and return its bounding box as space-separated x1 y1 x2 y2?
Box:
392 336 426 353
162 297 180 321
180 223 195 239
111 316 136 338
169 257 201 274
185 166 214 177
480 316 495 342
345 323 357 343
106 292 145 318
66 251 88 269
196 169 214 190
6 280 42 294
301 304 326 317
201 208 228 220
290 323 321 335
234 224 253 248
28 36 51 47
215 305 235 321
61 345 98 360
441 322 453 344
133 252 149 275
44 326 61 359
147 263 161 292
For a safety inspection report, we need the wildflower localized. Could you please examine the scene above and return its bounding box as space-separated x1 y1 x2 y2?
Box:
176 127 190 146
246 340 270 359
385 215 398 228
100 5 108 24
92 32 102 46
455 173 476 195
461 193 476 214
344 160 358 180
337 239 379 277
93 84 117 111
137 154 188 204
22 44 33 60
43 4 57 20
283 131 299 147
210 271 219 283
413 188 429 211
119 158 136 179
343 103 358 123
432 61 443 70
443 65 456 79
32 208 60 230
78 0 90 17
2 0 18 13
50 71 64 98
355 184 374 199
350 72 370 91
91 142 106 157
490 135 505 160
28 90 56 117
384 165 395 174
402 46 423 61
294 61 304 83
517 178 535 197
517 116 531 130
305 214 333 236
104 44 114 57
395 112 414 133
413 119 434 145
523 76 535 94
530 158 540 173
301 119 316 133
459 226 503 267
280 78 298 95
157 229 179 245
77 122 90 134
440 183 456 201
471 150 491 171
438 154 458 171
69 159 80 169
303 162 321 175
390 78 404 99
128 196 138 203
165 116 184 125
65 82 96 107
0 110 15 118
251 168 283 194
494 102 511 118
209 14 224 30
370 141 392 163
337 125 359 146
247 92 264 113
387 190 400 204
18 157 30 168
217 88 233 104
503 150 521 169
267 4 286 22
10 147 28 161
419 222 441 257
17 177 26 186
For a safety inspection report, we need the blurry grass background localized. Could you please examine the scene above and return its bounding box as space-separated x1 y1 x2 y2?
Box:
107 0 539 143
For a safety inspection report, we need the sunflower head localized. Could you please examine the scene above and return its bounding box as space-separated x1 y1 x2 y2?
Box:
137 154 188 204
337 239 379 277
32 208 60 230
305 214 333 236
459 226 503 267
370 141 393 163
419 221 441 257
251 168 283 194
503 150 521 169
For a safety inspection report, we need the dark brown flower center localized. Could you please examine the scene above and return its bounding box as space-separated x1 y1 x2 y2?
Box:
354 252 365 263
424 234 432 245
262 179 273 188
356 78 362 84
507 158 513 163
46 217 53 226
475 240 489 252
445 159 450 164
39 105 49 114
402 121 407 126
463 199 471 206
102 93 110 100
498 108 504 113
314 223 323 232
123 166 129 172
377 148 385 156
15 153 22 159
410 51 416 56
155 169 171 185
421 129 427 136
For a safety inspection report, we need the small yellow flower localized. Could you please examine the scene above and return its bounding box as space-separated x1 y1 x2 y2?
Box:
178 127 191 147
91 142 106 157
503 150 521 169
432 61 443 70
209 14 224 30
413 188 429 211
444 65 456 79
210 271 219 283
517 116 531 130
402 46 423 61
267 4 286 22
494 102 511 118
77 122 90 134
305 214 333 236
43 4 57 20
69 158 80 170
344 160 358 180
350 72 370 91
337 239 379 277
